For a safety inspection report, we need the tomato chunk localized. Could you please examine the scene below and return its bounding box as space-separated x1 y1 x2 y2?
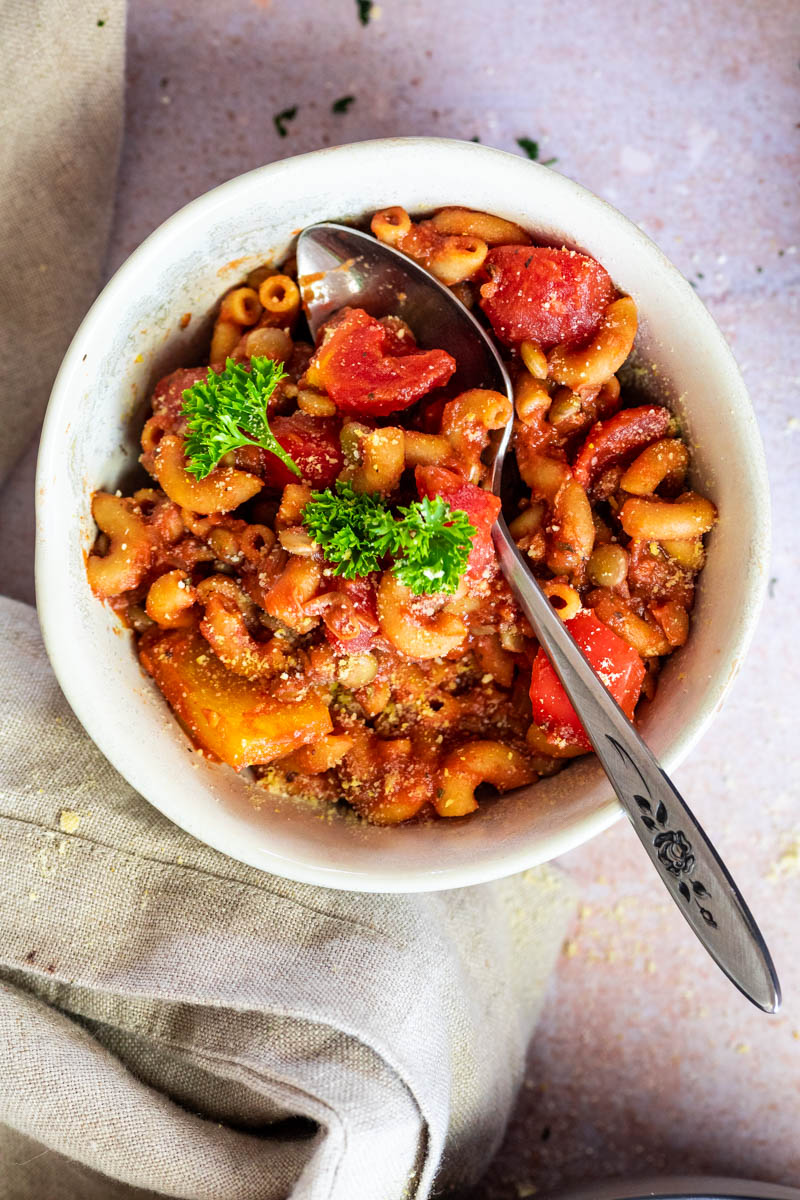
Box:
479 246 616 349
529 610 645 752
306 307 456 416
140 628 332 769
243 413 344 490
415 465 501 582
572 406 671 490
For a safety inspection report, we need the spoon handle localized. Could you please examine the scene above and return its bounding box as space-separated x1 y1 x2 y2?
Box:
493 515 780 1012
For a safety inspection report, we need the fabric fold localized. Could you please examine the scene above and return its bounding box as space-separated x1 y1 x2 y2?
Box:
0 597 575 1198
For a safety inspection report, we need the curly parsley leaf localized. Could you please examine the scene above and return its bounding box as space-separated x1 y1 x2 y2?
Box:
391 496 475 595
301 483 475 594
302 482 395 579
181 356 299 481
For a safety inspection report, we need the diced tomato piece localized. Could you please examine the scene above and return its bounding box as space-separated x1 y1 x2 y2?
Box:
244 414 344 490
529 610 645 752
572 406 671 489
140 627 332 769
306 307 456 417
323 575 380 655
415 465 501 582
479 246 616 349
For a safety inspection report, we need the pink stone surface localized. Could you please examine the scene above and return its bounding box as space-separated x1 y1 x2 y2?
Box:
3 0 799 1194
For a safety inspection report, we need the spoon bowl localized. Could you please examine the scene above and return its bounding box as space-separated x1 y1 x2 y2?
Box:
297 222 511 397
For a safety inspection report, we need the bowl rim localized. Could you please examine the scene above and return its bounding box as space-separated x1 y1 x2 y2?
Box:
35 136 771 891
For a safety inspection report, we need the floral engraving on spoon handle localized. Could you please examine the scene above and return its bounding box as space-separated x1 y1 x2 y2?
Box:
607 736 718 929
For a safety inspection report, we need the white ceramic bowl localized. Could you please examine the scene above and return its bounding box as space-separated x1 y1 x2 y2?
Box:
35 138 770 892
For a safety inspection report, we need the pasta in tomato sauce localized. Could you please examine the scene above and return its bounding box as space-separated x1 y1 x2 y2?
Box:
87 206 717 825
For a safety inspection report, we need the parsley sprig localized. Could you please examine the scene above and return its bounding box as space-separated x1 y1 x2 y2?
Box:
181 356 300 480
302 482 476 595
302 483 396 579
391 496 475 594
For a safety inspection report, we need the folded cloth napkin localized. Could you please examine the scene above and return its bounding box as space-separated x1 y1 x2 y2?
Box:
0 3 575 1197
0 596 575 1199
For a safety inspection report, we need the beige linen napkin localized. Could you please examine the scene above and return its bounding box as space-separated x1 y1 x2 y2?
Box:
0 597 574 1198
0 4 575 1197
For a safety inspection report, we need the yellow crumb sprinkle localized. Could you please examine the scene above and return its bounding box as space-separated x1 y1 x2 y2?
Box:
59 810 81 834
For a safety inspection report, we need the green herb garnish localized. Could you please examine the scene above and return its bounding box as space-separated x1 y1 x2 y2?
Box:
390 496 475 595
181 356 299 481
302 482 475 595
356 0 373 24
332 95 355 114
302 483 396 579
516 137 557 165
273 106 298 138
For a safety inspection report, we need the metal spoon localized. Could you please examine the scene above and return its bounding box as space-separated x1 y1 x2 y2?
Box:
296 221 781 1013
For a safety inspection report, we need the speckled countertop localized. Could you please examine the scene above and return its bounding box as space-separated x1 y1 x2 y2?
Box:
2 1 799 1195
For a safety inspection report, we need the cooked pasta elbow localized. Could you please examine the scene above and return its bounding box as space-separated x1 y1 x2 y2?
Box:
514 372 552 434
428 234 488 285
548 296 638 390
435 741 534 817
145 570 197 628
619 492 717 540
442 389 512 478
210 318 242 365
541 580 582 622
620 438 689 495
370 206 412 247
589 588 671 657
152 434 263 515
87 492 152 598
403 430 456 469
264 556 323 632
377 574 466 659
430 207 531 245
220 286 262 326
519 339 548 379
258 274 301 327
546 478 595 576
349 427 405 494
199 590 284 679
